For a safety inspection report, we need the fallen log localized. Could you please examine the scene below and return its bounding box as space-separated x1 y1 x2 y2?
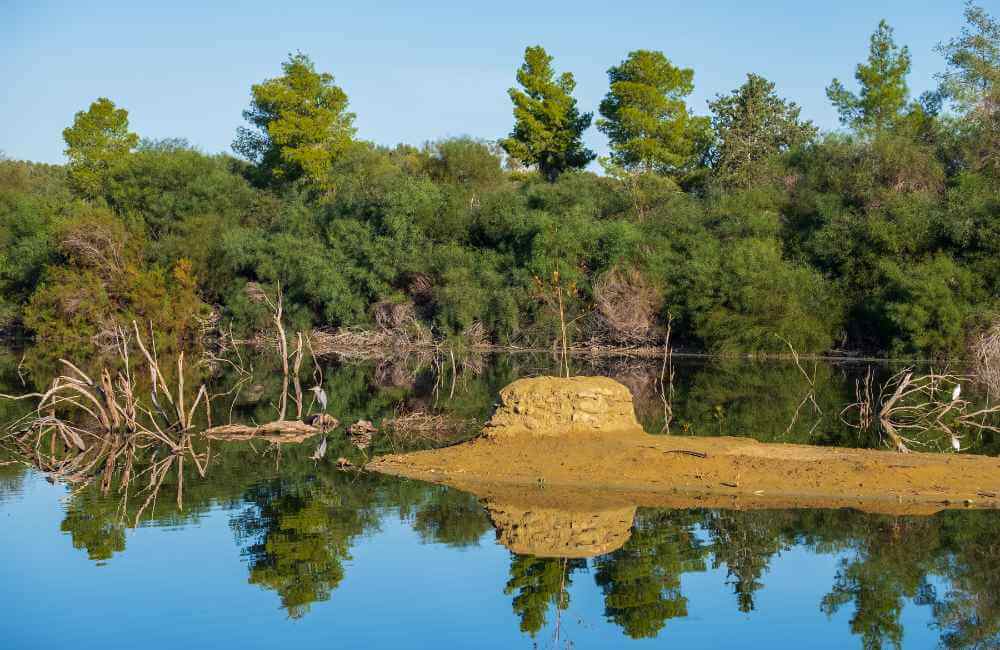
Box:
202 417 338 443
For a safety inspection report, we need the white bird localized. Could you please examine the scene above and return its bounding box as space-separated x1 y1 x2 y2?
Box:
952 384 962 402
310 385 328 411
951 435 961 452
311 436 328 460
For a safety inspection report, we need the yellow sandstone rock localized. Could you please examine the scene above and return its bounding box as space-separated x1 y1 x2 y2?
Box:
484 375 643 438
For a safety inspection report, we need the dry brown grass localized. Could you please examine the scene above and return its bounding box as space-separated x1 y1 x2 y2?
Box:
591 268 662 346
971 318 1000 398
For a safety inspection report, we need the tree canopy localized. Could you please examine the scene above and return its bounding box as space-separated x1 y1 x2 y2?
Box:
500 46 595 181
62 97 138 199
708 73 817 190
597 50 712 176
233 53 356 189
2 7 999 360
827 20 912 135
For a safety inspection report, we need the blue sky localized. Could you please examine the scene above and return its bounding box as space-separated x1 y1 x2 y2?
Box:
1 1 978 164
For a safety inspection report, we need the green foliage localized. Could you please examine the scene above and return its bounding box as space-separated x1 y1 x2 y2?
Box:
504 556 584 635
936 3 1000 111
62 97 138 199
695 238 843 354
233 53 356 189
709 73 817 190
936 3 1000 172
879 254 982 357
0 161 69 330
423 137 506 189
597 50 712 176
500 46 595 181
21 208 206 358
827 20 912 135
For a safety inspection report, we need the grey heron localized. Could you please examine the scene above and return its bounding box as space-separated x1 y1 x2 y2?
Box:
310 385 328 412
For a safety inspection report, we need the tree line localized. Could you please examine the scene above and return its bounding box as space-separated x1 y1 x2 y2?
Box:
0 3 998 358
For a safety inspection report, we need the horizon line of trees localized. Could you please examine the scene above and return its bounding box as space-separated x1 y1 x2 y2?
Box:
1 2 998 359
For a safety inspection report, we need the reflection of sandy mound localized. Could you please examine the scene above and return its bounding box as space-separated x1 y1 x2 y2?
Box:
484 491 636 558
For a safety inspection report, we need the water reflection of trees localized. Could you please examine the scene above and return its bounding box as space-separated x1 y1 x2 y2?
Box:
594 510 706 639
703 510 794 613
13 445 1000 648
411 485 491 547
231 477 379 618
499 507 1000 649
505 557 586 636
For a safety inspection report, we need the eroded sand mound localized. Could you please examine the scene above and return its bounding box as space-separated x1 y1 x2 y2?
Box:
484 375 642 438
369 376 1000 514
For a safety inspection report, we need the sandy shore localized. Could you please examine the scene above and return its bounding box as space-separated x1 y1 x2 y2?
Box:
368 376 1000 516
370 430 1000 515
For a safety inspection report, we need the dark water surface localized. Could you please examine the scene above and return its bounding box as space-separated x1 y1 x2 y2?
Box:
2 351 999 648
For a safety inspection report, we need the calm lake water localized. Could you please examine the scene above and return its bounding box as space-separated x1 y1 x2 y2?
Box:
2 350 998 648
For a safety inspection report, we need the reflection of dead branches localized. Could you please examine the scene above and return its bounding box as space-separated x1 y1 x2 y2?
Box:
0 322 218 523
3 423 209 527
776 334 823 437
381 411 475 452
658 314 674 433
842 368 1000 453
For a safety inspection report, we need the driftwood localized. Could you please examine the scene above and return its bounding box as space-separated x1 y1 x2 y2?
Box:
202 418 337 442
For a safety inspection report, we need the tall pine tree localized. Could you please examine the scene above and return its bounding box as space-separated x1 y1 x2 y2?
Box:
827 20 911 136
709 74 817 190
597 50 711 176
234 53 355 189
501 46 595 182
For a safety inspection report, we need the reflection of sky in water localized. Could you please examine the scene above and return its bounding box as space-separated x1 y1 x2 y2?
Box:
0 472 959 649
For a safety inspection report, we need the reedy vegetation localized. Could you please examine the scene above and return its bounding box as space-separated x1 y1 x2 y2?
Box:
1 4 999 360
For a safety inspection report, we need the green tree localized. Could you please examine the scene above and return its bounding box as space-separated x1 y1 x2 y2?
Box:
233 53 356 189
500 46 595 182
62 98 138 199
936 3 1000 171
597 50 711 176
936 3 1000 110
827 20 912 136
708 74 817 189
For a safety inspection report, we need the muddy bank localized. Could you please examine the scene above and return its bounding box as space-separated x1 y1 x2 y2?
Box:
369 376 1000 515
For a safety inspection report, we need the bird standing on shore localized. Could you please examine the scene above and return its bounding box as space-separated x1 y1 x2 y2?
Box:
310 385 328 412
